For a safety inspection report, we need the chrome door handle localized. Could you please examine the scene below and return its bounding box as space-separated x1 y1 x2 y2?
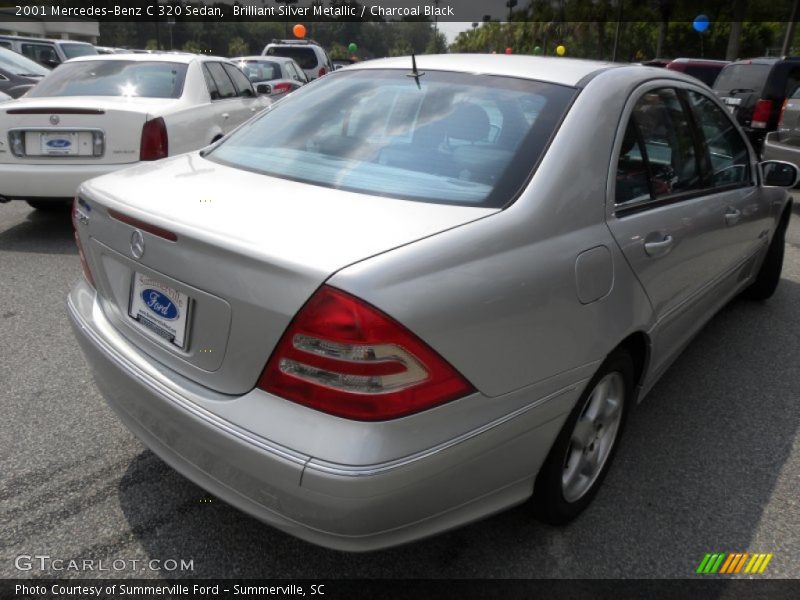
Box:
725 207 742 226
644 235 674 257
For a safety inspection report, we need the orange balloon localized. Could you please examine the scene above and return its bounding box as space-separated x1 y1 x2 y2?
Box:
293 24 306 39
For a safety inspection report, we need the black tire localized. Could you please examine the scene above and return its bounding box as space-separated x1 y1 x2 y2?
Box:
26 199 71 211
533 348 634 525
743 210 790 301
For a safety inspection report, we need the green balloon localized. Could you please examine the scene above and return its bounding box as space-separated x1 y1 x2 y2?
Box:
348 42 358 54
533 46 542 55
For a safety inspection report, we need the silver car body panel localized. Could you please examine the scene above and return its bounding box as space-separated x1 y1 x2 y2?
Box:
69 55 792 550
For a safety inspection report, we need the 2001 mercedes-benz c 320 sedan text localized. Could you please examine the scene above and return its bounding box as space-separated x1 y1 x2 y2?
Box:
68 55 797 551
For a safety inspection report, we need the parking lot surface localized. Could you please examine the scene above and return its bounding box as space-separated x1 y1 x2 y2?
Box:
1 199 799 578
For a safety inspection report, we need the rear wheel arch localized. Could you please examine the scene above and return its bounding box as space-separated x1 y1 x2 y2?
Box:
616 331 650 401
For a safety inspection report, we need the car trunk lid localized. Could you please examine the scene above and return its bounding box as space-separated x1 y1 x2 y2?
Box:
77 153 496 395
0 96 176 165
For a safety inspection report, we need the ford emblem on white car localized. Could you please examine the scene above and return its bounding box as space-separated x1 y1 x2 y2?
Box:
130 230 145 259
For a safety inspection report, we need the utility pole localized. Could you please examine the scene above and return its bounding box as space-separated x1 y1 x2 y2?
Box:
781 0 800 56
611 1 623 62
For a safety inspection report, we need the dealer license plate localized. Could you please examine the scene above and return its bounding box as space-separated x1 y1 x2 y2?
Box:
128 272 191 348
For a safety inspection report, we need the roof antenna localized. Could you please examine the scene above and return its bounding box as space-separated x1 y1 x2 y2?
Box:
407 52 425 88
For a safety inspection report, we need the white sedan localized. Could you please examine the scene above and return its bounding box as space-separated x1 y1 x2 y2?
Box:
0 54 270 210
0 91 11 103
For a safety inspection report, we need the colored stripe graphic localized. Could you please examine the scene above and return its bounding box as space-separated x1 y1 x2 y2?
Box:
734 553 749 573
719 554 736 574
696 554 712 573
697 552 772 575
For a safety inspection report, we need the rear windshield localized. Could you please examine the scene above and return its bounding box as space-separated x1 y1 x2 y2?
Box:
682 65 724 87
265 46 317 70
714 63 771 92
27 61 188 98
236 60 281 82
0 47 49 76
209 69 576 207
61 43 98 59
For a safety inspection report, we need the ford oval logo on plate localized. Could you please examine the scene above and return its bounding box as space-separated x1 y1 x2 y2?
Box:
46 138 72 148
141 289 180 320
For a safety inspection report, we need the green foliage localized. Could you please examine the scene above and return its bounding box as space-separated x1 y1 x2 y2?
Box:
227 36 250 57
182 40 203 54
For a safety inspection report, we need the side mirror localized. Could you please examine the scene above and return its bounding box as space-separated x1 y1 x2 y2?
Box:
256 83 271 95
761 160 800 188
42 59 60 69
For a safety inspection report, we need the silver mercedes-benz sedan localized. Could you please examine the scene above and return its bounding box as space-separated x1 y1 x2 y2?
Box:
68 54 797 551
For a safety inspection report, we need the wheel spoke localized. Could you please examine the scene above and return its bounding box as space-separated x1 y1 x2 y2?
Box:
571 419 594 449
584 379 608 421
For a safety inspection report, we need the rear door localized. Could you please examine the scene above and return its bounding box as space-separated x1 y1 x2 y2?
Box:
684 88 767 262
607 84 753 377
221 62 262 123
203 61 251 134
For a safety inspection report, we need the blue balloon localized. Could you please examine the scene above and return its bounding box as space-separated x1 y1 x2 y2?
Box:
693 15 710 33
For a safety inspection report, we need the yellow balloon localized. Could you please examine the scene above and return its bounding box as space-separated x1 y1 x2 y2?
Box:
556 45 566 56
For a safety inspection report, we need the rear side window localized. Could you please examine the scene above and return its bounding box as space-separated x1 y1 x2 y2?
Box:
222 63 254 97
629 88 701 198
265 46 317 70
0 41 11 49
21 43 58 65
26 60 187 98
686 91 750 187
209 69 576 207
202 63 219 99
714 64 771 92
205 62 236 99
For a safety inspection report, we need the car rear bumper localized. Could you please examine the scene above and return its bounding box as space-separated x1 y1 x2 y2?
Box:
762 131 800 169
67 278 580 551
0 162 133 200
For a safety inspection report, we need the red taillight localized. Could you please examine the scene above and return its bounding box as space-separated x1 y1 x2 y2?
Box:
71 198 95 288
258 286 475 421
318 67 327 77
779 98 789 127
273 82 292 94
752 99 773 129
140 117 168 161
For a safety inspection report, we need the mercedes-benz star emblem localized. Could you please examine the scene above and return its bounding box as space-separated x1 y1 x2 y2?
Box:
49 115 60 125
130 230 145 259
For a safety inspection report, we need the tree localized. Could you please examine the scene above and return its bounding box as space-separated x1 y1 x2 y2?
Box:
182 40 203 54
228 36 249 57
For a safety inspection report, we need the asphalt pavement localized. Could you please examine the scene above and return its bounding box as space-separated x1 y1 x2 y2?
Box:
1 198 799 579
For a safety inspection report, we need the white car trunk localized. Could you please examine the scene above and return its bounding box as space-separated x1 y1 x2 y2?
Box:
0 96 177 166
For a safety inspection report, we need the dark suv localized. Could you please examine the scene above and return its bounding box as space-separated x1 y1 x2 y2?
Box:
713 57 800 154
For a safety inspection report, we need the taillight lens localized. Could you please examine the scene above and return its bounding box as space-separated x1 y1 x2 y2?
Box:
778 98 789 128
318 66 327 77
140 117 168 161
71 198 95 288
273 82 292 94
258 286 475 421
752 99 773 129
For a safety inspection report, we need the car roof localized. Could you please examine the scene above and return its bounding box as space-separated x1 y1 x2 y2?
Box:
232 55 296 64
0 34 93 46
669 58 729 65
64 53 211 65
347 54 621 87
